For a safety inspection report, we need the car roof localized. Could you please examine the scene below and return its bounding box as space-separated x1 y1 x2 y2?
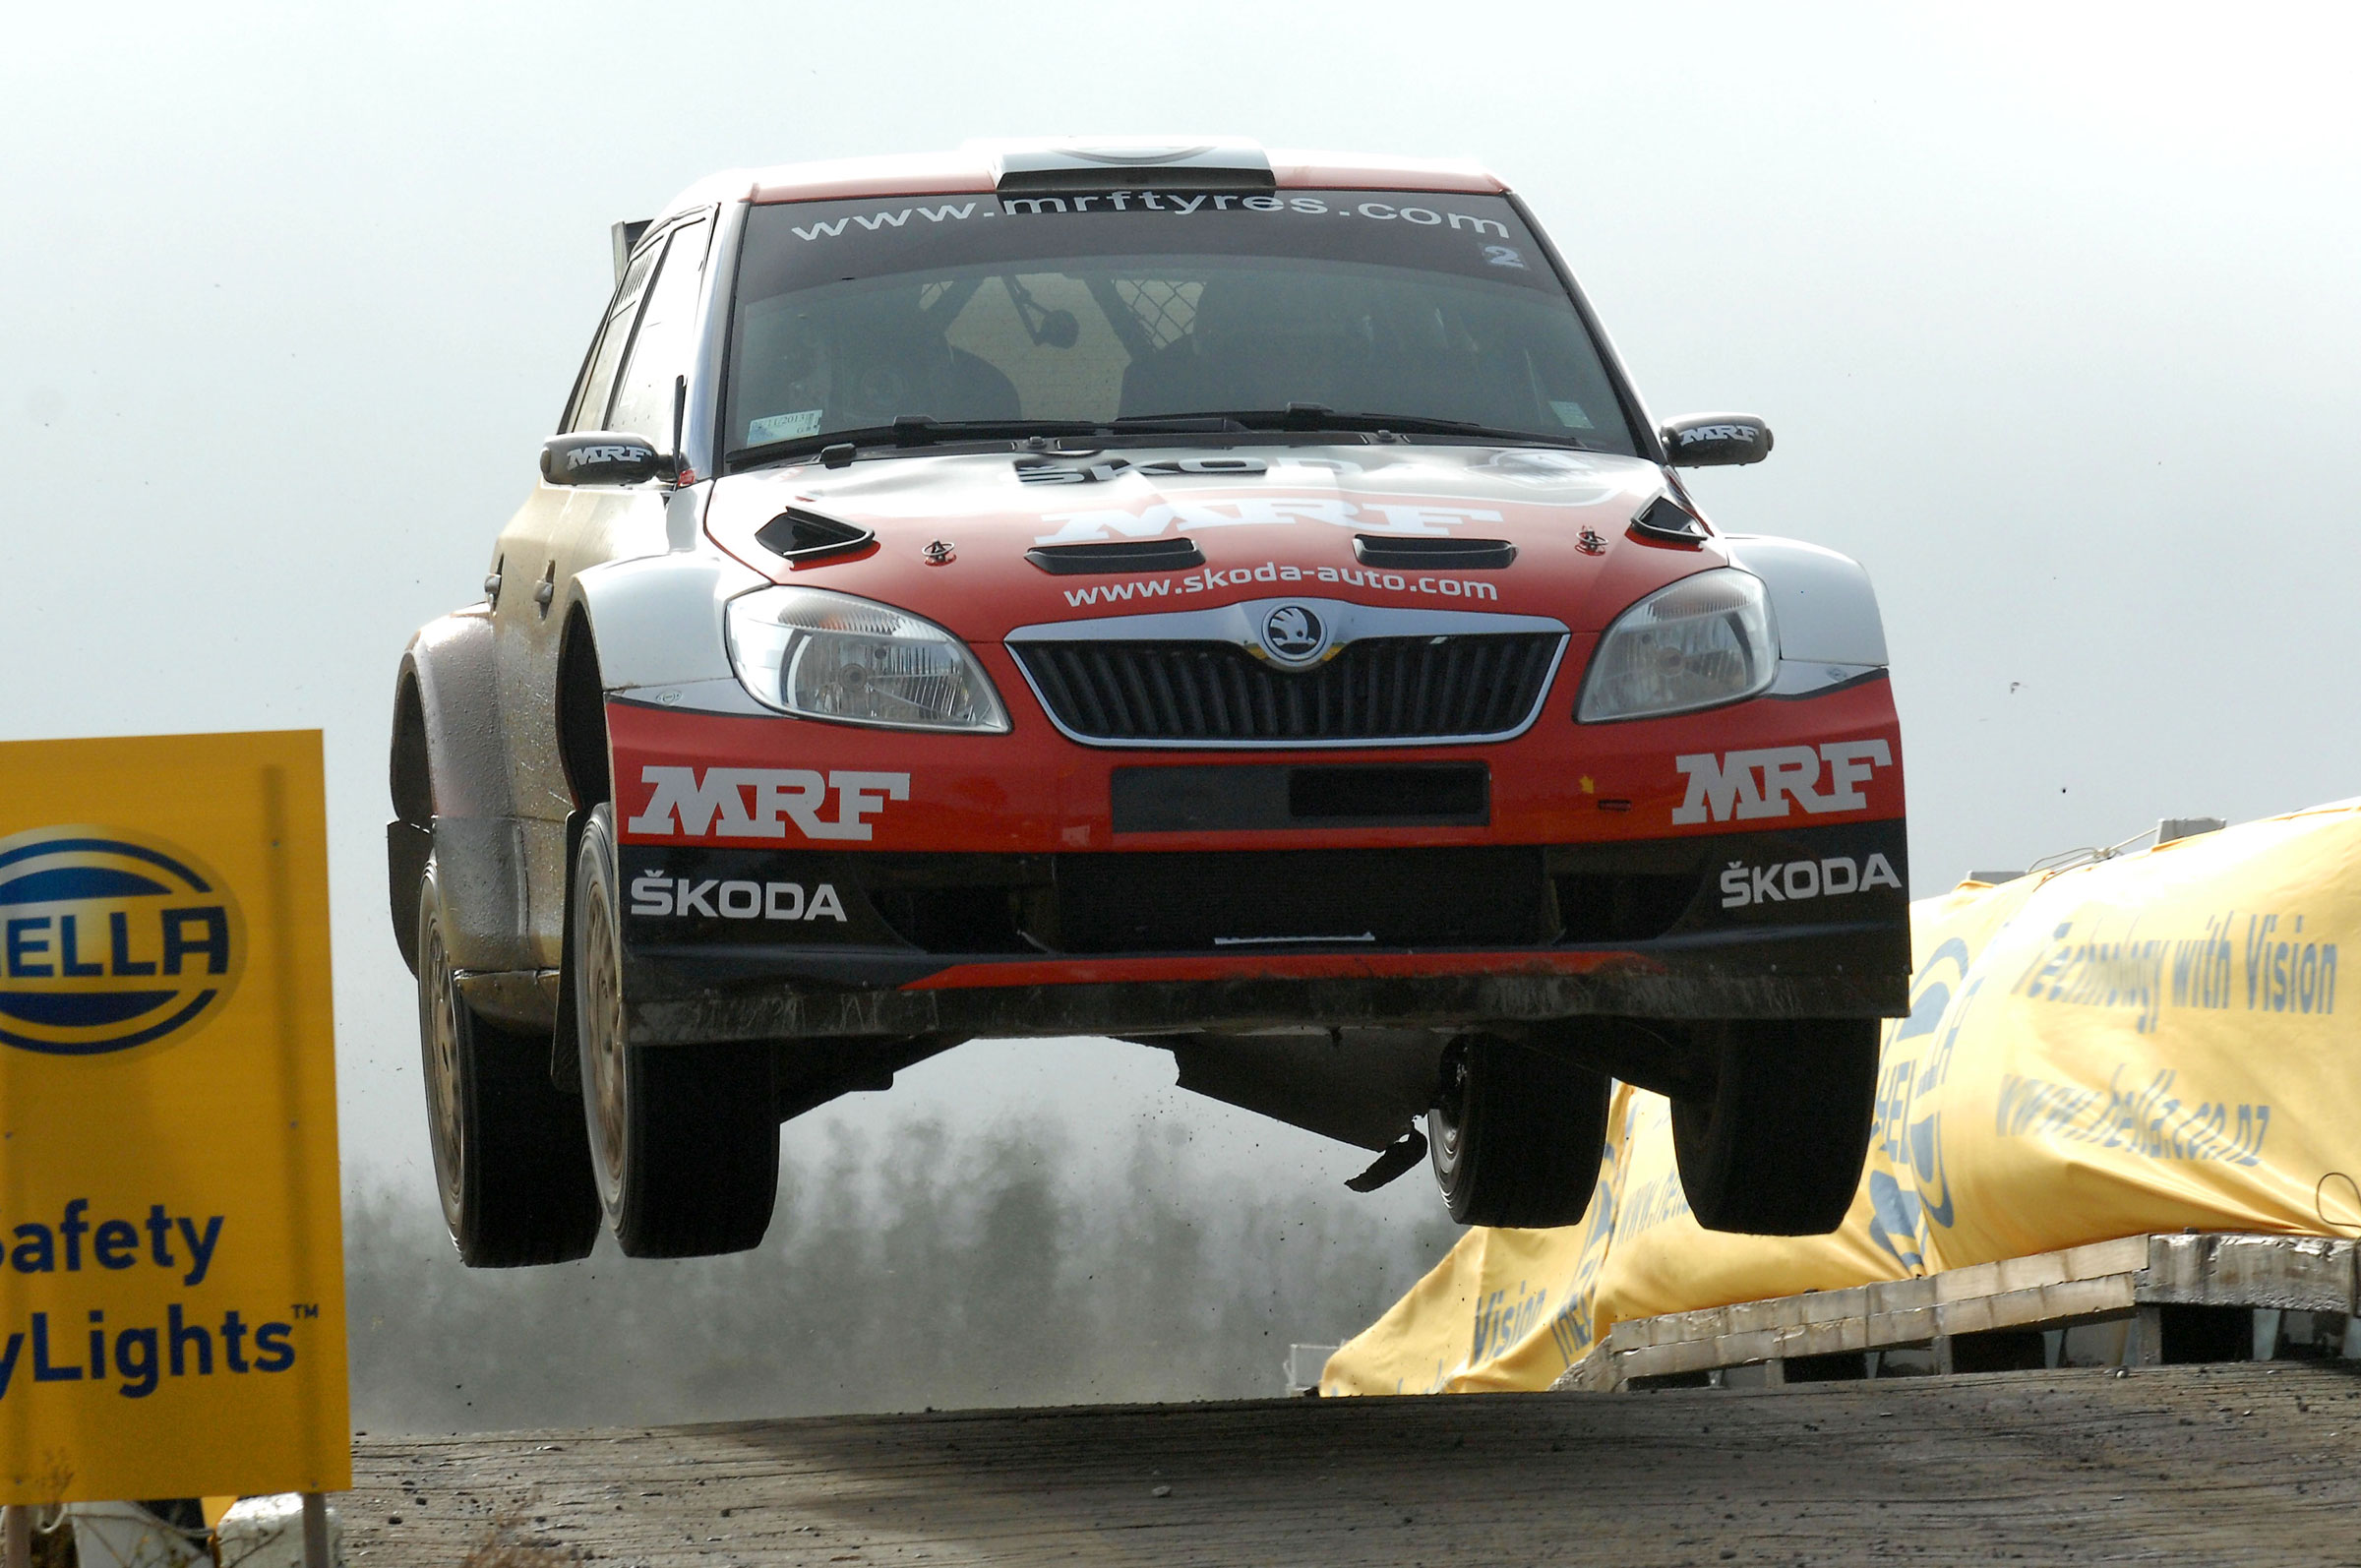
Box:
652 140 1507 222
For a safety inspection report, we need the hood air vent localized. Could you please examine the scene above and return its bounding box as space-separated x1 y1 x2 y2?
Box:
1628 496 1709 547
1351 534 1517 570
755 508 875 564
1025 537 1206 575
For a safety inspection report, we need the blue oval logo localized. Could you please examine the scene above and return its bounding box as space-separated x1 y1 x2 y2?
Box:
0 826 245 1056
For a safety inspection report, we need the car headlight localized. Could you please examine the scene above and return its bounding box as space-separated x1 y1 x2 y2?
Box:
1576 568 1777 722
725 586 1010 732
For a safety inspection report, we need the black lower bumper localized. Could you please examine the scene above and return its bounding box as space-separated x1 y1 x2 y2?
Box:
615 820 1911 1046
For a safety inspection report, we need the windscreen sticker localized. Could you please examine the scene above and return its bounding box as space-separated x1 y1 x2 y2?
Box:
1548 400 1596 430
782 194 1519 244
748 409 824 444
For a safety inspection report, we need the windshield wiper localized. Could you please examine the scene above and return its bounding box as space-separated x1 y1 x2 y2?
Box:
727 406 1585 472
729 413 1269 471
729 417 1102 469
1113 404 1591 449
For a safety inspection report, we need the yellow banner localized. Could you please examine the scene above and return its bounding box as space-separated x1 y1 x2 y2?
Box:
1326 798 2360 1395
0 732 348 1502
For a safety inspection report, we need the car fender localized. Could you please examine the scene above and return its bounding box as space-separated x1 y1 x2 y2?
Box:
1719 535 1889 695
565 546 774 716
391 607 536 977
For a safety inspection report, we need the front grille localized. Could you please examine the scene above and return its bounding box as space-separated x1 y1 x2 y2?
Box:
1010 634 1564 746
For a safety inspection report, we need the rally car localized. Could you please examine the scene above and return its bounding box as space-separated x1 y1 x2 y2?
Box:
389 139 1908 1266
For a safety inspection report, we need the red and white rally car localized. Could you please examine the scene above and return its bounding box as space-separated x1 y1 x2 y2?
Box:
390 140 1907 1265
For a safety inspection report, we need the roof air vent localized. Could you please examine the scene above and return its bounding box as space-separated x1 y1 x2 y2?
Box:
979 138 1275 196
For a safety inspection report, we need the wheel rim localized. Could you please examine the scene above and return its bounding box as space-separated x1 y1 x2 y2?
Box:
1428 1047 1472 1185
418 913 466 1227
578 850 630 1209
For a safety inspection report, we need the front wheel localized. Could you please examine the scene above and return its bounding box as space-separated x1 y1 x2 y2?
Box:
1671 1017 1879 1236
416 864 600 1267
573 803 779 1258
1427 1035 1612 1228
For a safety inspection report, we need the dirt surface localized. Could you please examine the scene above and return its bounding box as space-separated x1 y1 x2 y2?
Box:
345 1362 2361 1566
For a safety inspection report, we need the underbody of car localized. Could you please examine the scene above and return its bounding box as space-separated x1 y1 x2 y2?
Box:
390 139 1910 1265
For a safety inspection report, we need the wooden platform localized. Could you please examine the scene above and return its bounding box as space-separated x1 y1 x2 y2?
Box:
1554 1232 2360 1392
343 1362 2361 1566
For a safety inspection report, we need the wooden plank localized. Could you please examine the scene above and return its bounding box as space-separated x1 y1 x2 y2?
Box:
1991 1251 2074 1294
1797 1286 1871 1326
1863 1276 1937 1316
2061 1236 2152 1281
1865 1303 1938 1347
2138 1234 2357 1312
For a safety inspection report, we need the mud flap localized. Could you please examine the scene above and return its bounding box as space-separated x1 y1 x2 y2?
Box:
550 807 587 1093
1345 1126 1429 1193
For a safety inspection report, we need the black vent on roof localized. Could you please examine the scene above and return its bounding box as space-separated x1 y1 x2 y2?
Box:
1351 534 1518 570
755 508 876 564
996 166 1275 197
1025 538 1207 575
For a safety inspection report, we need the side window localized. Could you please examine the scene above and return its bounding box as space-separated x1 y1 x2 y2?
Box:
563 240 663 433
606 215 713 447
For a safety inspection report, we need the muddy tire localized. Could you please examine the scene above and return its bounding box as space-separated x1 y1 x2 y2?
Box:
416 864 600 1267
573 803 778 1258
1672 1017 1879 1236
1427 1035 1612 1228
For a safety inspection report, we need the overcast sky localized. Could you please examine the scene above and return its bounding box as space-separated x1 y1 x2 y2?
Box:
4 1 2356 1201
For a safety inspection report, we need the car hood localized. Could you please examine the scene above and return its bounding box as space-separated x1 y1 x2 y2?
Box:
702 445 1726 640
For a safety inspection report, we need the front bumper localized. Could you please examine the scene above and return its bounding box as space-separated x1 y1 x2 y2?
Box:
616 817 1910 1045
606 663 1908 1046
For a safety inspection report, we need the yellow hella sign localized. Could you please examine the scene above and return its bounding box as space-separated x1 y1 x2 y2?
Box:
0 731 347 1504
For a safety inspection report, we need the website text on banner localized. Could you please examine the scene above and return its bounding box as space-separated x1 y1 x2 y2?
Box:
1325 798 2357 1394
0 731 349 1502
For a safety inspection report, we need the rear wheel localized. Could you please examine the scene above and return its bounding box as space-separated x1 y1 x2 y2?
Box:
415 865 600 1267
1427 1035 1612 1228
573 803 779 1258
1671 1017 1879 1236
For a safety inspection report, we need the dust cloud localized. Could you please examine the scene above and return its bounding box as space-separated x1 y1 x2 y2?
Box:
343 1115 1455 1433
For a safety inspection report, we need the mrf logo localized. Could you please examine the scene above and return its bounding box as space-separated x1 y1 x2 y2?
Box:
1672 741 1892 825
0 826 245 1056
626 767 910 841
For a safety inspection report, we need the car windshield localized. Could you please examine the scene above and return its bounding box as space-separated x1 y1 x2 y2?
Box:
722 190 1638 465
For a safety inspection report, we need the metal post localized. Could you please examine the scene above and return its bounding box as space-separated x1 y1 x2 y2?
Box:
301 1492 330 1568
2129 1306 2164 1367
3 1505 30 1568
